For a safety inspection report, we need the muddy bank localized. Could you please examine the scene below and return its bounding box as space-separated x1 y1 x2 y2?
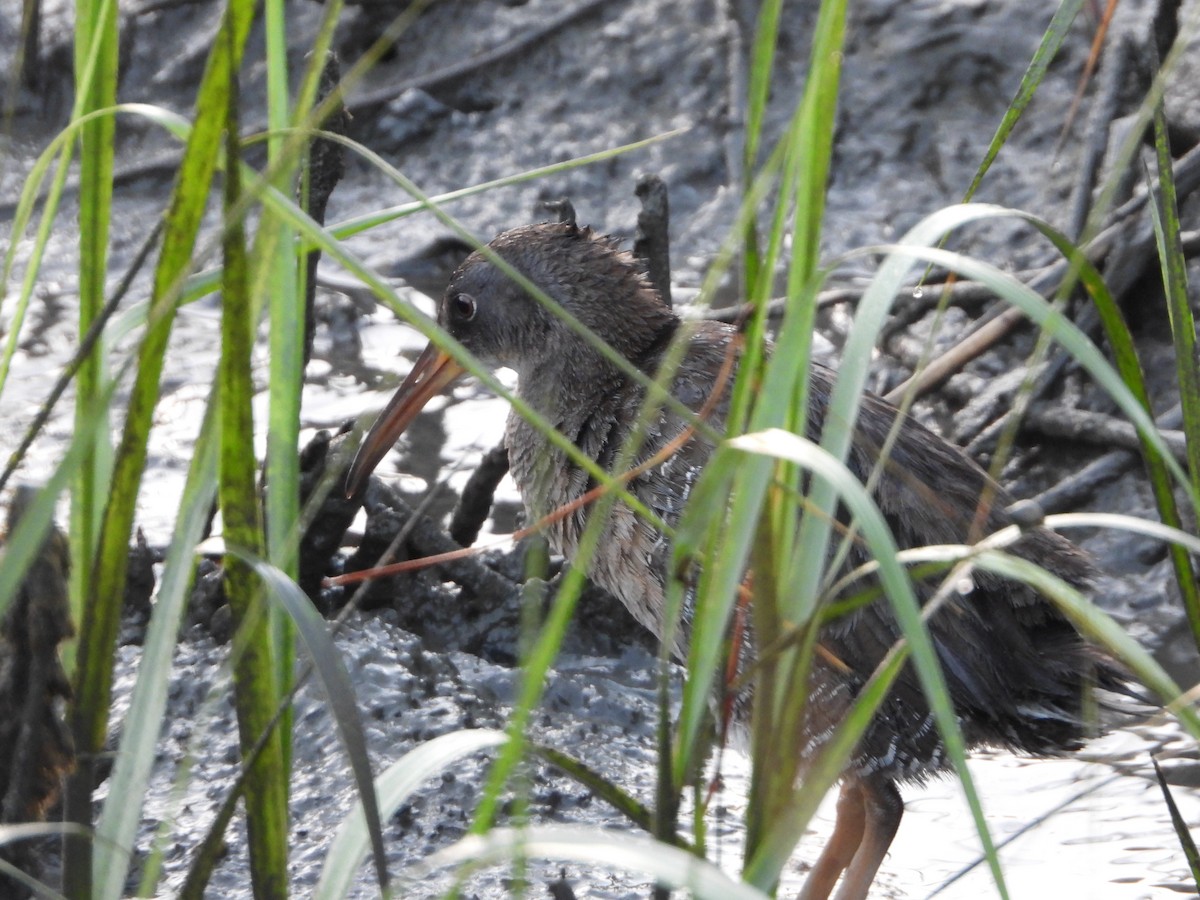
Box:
4 0 1200 896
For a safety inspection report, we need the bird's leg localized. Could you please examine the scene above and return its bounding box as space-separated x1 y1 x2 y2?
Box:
830 775 903 900
797 779 867 900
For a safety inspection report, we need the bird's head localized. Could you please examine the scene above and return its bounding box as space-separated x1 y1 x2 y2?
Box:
437 220 673 370
345 220 675 496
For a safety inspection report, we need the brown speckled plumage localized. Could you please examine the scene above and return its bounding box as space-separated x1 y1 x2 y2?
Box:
347 221 1120 900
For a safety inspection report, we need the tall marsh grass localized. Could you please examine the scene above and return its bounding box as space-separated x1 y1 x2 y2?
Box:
1 0 1198 897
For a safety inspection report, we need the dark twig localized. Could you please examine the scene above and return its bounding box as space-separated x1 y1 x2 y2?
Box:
1065 35 1132 241
882 332 977 408
700 278 1004 326
1024 403 1189 462
547 868 578 900
302 53 349 366
1033 404 1183 513
885 141 1200 405
716 0 748 187
960 359 1053 456
0 220 163 497
17 0 40 92
541 197 577 227
634 174 672 308
297 431 364 603
449 442 511 548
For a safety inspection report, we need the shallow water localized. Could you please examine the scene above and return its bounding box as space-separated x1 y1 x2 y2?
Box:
100 609 1199 899
5 0 1200 896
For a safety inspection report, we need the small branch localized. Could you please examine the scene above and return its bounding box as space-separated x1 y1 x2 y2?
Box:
634 173 672 308
303 52 349 366
449 442 511 548
1065 34 1132 241
884 306 1025 406
1023 404 1189 462
883 141 1200 407
697 277 1002 326
1033 404 1183 513
0 221 163 497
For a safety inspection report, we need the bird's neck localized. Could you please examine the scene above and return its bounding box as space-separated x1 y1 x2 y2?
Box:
506 348 639 533
516 345 628 426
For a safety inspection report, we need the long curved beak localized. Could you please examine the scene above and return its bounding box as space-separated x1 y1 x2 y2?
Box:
345 341 467 497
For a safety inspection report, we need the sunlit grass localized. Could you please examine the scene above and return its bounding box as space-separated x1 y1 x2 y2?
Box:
0 0 1198 897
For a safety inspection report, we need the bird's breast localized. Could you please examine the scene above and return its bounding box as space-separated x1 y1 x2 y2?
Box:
504 397 682 643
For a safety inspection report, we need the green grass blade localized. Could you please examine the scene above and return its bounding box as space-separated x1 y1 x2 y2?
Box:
71 0 119 670
1148 99 1200 648
530 743 658 834
742 0 781 179
1150 101 1200 487
92 405 220 900
671 7 850 850
737 0 784 287
729 430 1001 897
326 129 686 240
232 550 391 893
419 825 770 900
217 41 289 896
962 0 1084 201
750 8 846 728
313 729 508 899
468 565 588 836
787 0 845 291
63 1 259 893
0 140 76 401
669 449 772 789
258 0 307 782
1152 758 1200 891
0 0 118 394
751 648 909 888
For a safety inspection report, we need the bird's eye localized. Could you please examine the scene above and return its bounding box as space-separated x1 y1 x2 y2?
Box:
449 292 476 322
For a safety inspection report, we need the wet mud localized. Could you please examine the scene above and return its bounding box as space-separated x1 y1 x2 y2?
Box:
4 0 1200 895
